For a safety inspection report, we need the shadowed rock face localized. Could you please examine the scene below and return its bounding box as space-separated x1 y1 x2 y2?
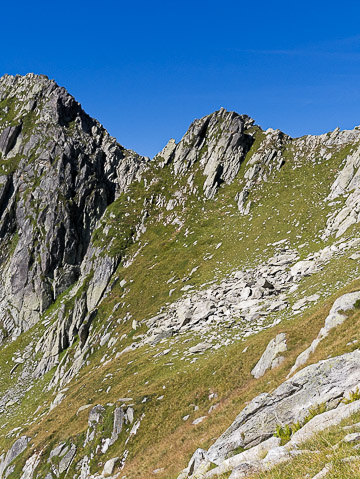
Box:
0 80 262 344
157 108 256 198
0 124 22 156
0 74 147 338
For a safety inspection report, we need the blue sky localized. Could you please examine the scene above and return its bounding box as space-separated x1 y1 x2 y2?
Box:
2 0 360 157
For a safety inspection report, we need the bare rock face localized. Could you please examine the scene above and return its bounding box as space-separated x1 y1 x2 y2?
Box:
236 128 290 214
0 74 148 338
207 349 360 463
0 435 30 478
251 333 287 379
159 108 255 198
323 142 360 238
4 74 360 479
289 291 360 376
0 124 22 155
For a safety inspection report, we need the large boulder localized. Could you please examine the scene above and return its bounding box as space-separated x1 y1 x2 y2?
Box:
289 291 360 376
251 333 287 379
0 436 30 478
207 350 360 463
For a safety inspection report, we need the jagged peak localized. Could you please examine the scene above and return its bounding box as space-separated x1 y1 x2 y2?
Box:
0 72 53 86
185 107 256 138
0 72 87 138
0 74 152 170
1 75 360 479
153 108 257 198
0 73 71 106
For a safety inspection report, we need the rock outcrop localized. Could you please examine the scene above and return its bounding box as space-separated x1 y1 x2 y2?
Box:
207 350 360 463
180 342 360 479
156 108 255 198
2 74 360 479
289 291 360 376
236 128 290 214
0 74 148 339
251 333 287 379
324 144 360 238
0 436 30 478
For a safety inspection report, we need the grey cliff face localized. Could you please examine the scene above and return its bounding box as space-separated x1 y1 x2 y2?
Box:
0 74 147 338
3 74 360 479
156 107 255 198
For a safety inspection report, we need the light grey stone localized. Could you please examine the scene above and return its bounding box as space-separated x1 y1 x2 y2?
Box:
154 138 176 166
0 436 30 478
187 448 209 476
58 444 76 474
268 253 298 266
288 400 360 447
19 452 41 479
251 333 287 379
79 456 90 479
241 287 252 300
263 446 291 465
192 301 214 323
256 278 274 289
290 260 319 277
88 404 105 425
103 457 119 476
49 391 66 411
192 416 207 425
289 291 360 375
342 432 360 443
177 304 192 327
292 294 320 311
189 343 212 354
228 461 263 478
311 464 332 478
250 287 263 300
203 437 280 478
100 332 111 346
76 404 92 415
125 406 134 424
207 350 360 463
110 407 124 445
48 443 66 460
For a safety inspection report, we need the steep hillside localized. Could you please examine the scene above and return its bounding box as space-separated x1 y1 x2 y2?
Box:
0 74 360 479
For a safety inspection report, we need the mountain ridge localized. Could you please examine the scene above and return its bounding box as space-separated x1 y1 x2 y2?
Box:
0 74 360 478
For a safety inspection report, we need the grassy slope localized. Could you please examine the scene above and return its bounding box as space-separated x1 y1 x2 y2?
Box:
215 409 360 479
7 265 360 478
0 129 359 477
247 412 360 479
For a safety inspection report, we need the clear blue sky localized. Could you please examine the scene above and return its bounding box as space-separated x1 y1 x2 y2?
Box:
2 0 360 157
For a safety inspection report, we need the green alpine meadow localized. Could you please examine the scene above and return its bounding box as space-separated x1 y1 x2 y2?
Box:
1 74 360 478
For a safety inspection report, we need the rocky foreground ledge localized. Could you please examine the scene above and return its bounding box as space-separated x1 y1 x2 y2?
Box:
179 293 360 479
2 74 360 478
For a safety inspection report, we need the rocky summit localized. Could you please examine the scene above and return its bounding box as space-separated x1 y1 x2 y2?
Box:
0 74 360 479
